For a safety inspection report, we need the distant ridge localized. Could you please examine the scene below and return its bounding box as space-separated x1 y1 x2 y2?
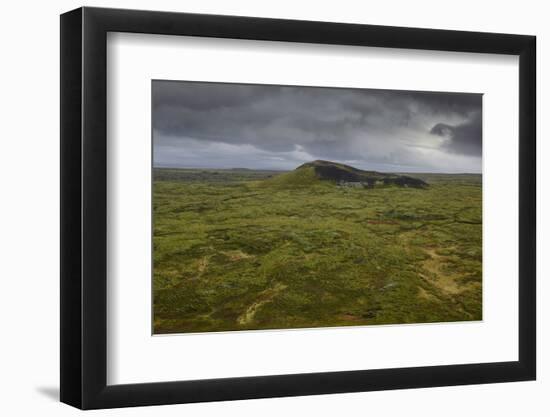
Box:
268 160 428 189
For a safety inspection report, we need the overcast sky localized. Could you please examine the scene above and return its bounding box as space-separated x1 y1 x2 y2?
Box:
152 80 482 173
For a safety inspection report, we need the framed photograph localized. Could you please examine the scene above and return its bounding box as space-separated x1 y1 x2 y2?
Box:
60 7 536 409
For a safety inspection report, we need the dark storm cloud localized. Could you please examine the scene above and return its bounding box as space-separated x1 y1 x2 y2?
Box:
400 91 482 117
152 80 482 172
430 110 482 156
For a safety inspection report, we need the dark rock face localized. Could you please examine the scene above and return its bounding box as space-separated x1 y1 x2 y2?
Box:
390 175 428 188
314 164 362 182
297 160 428 189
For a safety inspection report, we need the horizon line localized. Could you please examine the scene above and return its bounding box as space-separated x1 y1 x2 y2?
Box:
153 165 482 175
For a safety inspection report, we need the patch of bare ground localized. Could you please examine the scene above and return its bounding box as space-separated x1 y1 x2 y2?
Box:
420 248 463 294
222 250 255 261
193 251 254 280
417 286 437 300
237 282 287 325
339 313 363 322
197 256 209 273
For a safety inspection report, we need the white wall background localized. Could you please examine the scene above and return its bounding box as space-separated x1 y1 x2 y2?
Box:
0 0 545 415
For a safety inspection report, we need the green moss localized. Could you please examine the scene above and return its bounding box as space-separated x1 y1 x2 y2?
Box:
153 169 482 333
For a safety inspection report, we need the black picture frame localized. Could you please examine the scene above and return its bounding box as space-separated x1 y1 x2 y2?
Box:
60 6 536 410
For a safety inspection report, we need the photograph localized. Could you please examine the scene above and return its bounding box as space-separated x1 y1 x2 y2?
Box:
52 3 540 411
152 80 483 334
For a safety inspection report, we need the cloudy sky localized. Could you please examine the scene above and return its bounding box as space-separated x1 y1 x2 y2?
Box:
152 80 482 173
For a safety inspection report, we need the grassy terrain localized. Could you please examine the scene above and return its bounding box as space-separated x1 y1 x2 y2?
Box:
153 168 482 334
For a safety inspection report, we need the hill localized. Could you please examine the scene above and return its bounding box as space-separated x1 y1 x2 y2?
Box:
266 160 428 189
